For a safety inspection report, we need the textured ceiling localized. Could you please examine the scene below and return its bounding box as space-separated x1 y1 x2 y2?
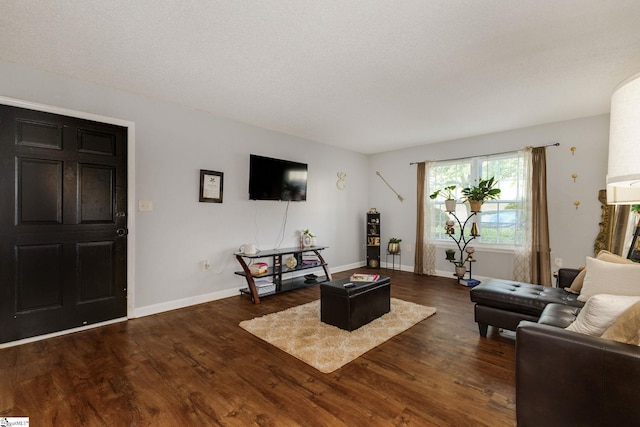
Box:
2 1 640 154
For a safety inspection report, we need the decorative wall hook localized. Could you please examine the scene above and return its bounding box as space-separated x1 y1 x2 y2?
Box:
571 146 577 155
574 200 580 209
572 173 578 182
336 171 347 190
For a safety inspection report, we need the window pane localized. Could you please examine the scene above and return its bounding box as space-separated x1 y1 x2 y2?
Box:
428 152 526 246
478 202 520 244
428 160 471 240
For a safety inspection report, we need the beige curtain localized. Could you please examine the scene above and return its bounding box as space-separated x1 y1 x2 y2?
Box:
414 162 426 274
513 149 532 282
531 146 552 286
414 161 436 275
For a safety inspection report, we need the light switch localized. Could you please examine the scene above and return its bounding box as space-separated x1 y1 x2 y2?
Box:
138 200 153 212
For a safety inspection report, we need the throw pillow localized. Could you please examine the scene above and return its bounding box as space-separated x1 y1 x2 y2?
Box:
566 294 640 336
564 268 586 294
601 300 640 345
565 250 636 294
577 256 640 302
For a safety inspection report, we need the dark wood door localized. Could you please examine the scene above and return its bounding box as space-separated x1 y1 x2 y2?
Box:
0 105 128 343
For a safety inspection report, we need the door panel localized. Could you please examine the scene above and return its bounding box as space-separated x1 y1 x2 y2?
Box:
16 244 64 312
0 105 128 343
78 128 116 155
16 118 63 149
78 241 115 302
19 158 63 224
79 164 114 223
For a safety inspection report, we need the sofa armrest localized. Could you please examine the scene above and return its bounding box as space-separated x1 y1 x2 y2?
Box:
555 267 581 288
516 322 640 427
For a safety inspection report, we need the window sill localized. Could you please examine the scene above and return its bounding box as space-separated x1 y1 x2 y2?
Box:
434 241 520 254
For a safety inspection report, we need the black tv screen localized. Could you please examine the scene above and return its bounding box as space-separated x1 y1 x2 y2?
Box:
249 154 308 201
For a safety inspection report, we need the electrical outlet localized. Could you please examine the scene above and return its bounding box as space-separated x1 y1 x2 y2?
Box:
138 200 153 212
554 257 563 267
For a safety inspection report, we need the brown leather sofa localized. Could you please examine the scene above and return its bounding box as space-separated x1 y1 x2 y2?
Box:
469 269 640 425
516 303 640 426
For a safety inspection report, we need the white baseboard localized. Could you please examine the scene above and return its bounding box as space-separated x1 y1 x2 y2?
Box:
331 261 366 272
133 287 240 318
135 262 366 318
380 261 412 272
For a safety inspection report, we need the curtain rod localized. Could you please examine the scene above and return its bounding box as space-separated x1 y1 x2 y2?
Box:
409 142 560 165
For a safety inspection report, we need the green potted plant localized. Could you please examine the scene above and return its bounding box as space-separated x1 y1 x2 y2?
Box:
388 237 402 254
430 185 457 212
461 177 501 212
445 248 456 261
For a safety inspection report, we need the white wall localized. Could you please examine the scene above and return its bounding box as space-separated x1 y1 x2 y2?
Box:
0 60 369 316
0 58 613 320
369 115 610 280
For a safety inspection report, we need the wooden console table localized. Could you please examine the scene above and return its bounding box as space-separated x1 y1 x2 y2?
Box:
234 246 332 304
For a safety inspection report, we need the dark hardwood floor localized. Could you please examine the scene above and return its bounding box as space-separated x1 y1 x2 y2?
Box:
0 269 516 426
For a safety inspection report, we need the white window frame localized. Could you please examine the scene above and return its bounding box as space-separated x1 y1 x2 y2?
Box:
428 152 527 247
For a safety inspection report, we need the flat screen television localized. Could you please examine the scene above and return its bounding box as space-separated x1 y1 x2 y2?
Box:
249 154 308 201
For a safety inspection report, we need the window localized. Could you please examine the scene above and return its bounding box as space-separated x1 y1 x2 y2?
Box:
428 152 528 246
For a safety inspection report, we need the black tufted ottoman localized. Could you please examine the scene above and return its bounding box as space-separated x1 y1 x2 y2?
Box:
469 279 584 336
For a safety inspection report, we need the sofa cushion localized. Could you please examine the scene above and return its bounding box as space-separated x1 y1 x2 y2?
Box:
565 250 636 294
565 268 586 294
537 303 581 328
578 257 640 302
601 300 640 345
566 294 640 336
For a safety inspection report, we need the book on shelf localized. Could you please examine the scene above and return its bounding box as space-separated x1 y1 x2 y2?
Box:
253 278 276 295
254 278 274 287
301 253 319 265
350 273 380 282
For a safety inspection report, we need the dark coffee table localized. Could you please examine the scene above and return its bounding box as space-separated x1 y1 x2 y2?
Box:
320 276 391 331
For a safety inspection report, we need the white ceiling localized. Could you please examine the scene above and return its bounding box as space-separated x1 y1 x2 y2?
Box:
2 1 640 154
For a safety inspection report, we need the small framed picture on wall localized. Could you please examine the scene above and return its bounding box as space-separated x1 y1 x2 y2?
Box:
199 169 224 203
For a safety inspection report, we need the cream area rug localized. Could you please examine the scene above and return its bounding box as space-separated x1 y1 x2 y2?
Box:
239 298 436 373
